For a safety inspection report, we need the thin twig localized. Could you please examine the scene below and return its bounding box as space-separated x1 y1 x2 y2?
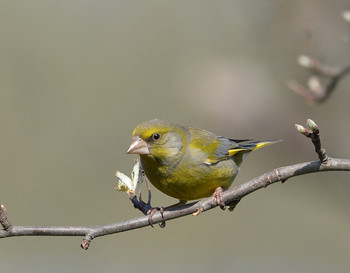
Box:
289 55 350 104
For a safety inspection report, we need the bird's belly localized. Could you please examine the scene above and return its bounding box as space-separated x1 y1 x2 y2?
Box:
145 161 237 201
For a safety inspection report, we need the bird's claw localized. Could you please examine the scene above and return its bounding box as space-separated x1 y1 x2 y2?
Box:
147 207 166 228
211 187 226 210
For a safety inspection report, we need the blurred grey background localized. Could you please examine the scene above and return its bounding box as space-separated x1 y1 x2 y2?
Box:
1 1 350 272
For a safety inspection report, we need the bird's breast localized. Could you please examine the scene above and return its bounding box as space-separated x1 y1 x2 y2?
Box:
140 155 238 200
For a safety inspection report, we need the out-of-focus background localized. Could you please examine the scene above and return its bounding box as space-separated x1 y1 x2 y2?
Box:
1 1 350 272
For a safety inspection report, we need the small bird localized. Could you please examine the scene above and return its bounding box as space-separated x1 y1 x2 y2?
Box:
127 119 280 209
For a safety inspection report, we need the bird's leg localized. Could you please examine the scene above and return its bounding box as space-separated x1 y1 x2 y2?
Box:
130 177 165 227
148 200 188 226
211 187 226 210
144 179 166 228
131 179 189 227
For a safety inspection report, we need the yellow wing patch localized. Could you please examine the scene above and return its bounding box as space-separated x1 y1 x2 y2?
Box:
228 148 247 157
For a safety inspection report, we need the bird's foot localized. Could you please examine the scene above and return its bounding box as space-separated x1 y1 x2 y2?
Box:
147 207 165 228
129 179 166 228
211 187 226 210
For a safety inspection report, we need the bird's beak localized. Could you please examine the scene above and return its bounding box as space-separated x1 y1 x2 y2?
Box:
127 135 150 155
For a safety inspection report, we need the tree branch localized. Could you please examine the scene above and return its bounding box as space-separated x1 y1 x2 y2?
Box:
288 55 350 104
1 120 349 250
288 13 350 104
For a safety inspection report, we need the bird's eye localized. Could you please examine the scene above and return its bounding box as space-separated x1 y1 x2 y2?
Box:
152 133 161 141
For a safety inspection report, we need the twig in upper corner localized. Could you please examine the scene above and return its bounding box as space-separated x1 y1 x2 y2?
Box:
288 55 350 104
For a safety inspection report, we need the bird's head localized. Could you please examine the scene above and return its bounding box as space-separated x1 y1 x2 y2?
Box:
127 119 187 160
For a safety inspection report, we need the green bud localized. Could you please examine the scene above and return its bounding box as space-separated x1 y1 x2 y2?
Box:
298 55 312 68
343 11 350 23
306 119 318 132
295 124 307 134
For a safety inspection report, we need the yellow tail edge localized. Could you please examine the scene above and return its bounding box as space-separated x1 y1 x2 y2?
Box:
228 139 282 156
253 139 283 151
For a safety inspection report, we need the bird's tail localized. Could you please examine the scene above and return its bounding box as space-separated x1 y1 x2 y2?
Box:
228 139 282 165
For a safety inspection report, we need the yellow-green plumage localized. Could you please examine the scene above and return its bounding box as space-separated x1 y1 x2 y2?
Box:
127 119 280 202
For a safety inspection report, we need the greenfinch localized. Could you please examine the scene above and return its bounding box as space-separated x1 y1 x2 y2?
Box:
127 119 280 206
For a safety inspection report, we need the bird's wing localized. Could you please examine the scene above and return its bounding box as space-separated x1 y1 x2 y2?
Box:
188 127 239 165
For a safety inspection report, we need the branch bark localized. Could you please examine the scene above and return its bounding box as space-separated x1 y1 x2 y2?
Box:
0 120 349 250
